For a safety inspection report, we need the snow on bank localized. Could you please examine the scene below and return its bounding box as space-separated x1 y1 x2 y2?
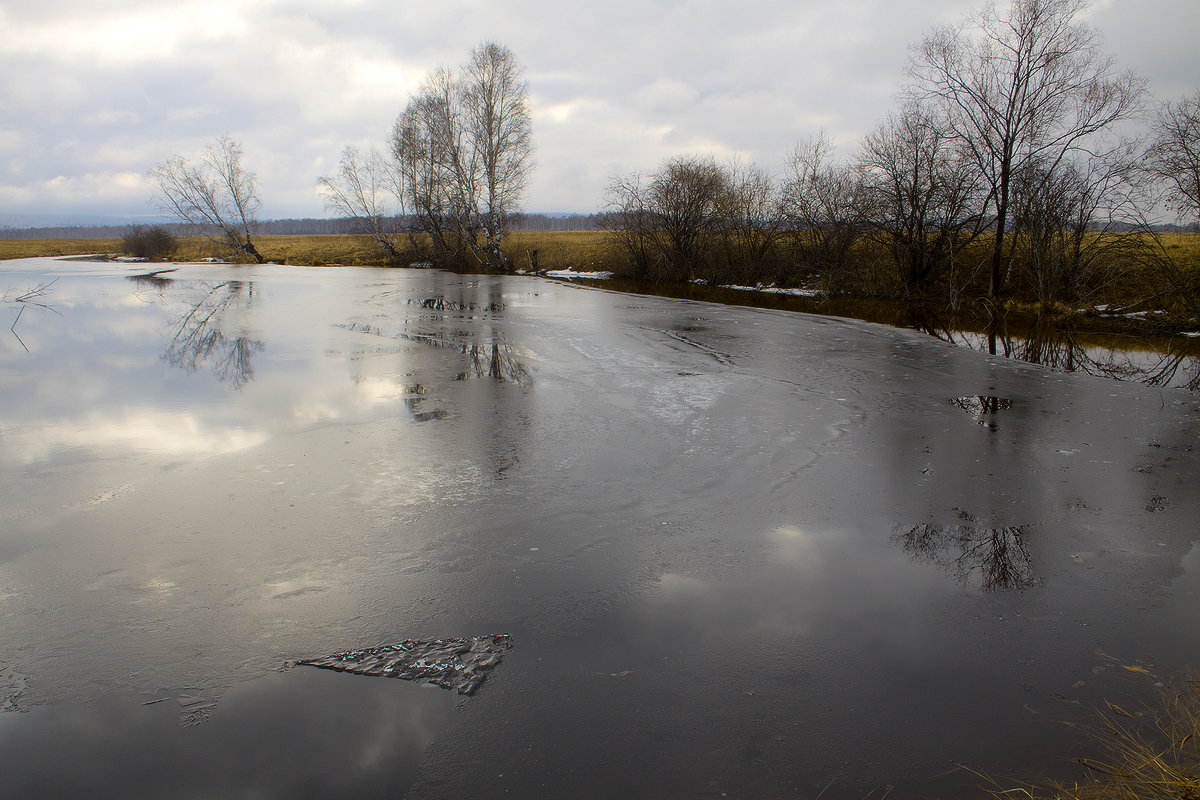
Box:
691 279 825 298
541 269 614 280
724 284 824 298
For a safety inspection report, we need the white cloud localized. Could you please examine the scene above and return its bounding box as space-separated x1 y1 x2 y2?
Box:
0 0 1195 218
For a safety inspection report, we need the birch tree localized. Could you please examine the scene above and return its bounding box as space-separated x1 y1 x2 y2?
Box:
318 146 406 261
907 0 1144 298
462 42 535 268
393 67 472 262
150 135 265 263
389 43 533 270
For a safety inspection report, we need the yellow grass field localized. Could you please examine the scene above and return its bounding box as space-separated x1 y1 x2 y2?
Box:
0 238 121 260
501 230 614 272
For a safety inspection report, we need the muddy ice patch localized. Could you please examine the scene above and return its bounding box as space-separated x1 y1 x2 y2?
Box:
299 634 512 695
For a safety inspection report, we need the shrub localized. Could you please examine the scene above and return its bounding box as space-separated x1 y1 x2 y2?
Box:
121 226 178 260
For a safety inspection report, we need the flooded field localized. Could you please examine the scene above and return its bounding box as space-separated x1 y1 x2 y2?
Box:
2 257 1199 798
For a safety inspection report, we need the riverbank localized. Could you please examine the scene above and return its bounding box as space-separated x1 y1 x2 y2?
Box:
5 232 1199 375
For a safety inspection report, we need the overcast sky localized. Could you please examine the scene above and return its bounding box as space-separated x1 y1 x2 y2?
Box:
1 0 1197 222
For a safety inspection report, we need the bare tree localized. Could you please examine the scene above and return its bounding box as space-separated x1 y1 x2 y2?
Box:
386 43 533 271
649 155 729 281
150 135 266 263
781 132 864 292
856 104 985 297
715 160 786 285
393 68 472 264
604 172 659 277
1145 90 1200 225
318 146 407 262
1009 146 1149 306
605 155 731 282
907 0 1144 298
461 42 535 268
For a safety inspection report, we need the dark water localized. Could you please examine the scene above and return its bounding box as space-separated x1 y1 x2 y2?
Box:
561 275 1200 390
2 258 1198 798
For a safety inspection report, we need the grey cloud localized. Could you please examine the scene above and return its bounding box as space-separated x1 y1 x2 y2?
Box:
1 0 1195 219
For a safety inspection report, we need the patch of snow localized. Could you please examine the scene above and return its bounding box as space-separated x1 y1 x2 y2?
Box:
544 270 613 280
724 283 825 298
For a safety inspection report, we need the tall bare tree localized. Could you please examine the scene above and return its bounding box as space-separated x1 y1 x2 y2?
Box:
393 67 472 263
462 42 535 268
1145 90 1200 225
150 135 265 263
715 160 786 285
907 0 1144 298
1009 146 1148 306
387 43 533 271
318 146 407 262
857 104 985 297
1139 91 1200 317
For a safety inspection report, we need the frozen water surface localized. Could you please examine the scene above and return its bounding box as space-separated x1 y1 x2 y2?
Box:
1 257 1199 798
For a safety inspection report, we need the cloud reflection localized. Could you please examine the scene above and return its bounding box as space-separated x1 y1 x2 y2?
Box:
0 667 455 799
641 525 951 648
0 409 268 466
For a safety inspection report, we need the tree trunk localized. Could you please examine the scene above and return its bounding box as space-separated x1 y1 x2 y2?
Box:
243 237 267 264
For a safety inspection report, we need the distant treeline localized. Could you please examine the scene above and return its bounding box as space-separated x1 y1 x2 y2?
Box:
0 213 607 240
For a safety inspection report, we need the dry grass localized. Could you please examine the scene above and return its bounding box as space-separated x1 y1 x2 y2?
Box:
500 230 615 272
0 238 121 260
171 234 402 266
979 674 1200 800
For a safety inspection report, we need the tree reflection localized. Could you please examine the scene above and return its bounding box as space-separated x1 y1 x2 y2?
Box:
456 342 532 385
933 314 1200 390
950 396 1013 429
164 281 263 389
5 279 59 352
401 383 448 422
128 269 179 291
894 522 1036 590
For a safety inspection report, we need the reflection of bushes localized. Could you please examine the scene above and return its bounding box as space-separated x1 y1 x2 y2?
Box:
980 674 1200 799
121 226 178 260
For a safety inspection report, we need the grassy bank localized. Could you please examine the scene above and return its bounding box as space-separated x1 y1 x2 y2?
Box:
5 230 1197 341
981 672 1200 800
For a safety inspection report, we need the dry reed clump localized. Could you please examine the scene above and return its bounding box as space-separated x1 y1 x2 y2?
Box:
984 674 1200 800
